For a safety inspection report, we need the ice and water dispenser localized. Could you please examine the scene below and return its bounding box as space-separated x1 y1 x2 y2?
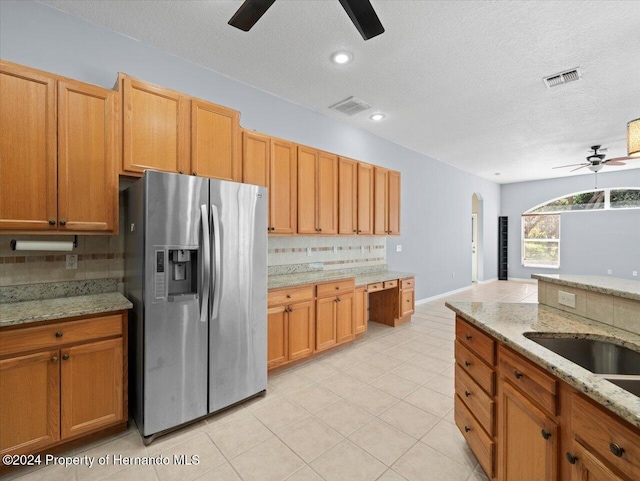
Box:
154 248 199 301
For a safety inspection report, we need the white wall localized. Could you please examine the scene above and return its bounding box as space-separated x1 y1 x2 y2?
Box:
0 0 500 300
501 170 640 280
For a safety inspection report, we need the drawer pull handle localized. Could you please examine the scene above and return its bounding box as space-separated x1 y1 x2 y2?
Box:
465 334 472 340
55 331 63 338
464 390 471 397
464 426 471 433
464 361 471 367
335 286 340 290
51 356 58 363
336 297 341 302
286 294 291 298
62 354 70 361
565 452 577 465
514 370 524 379
541 429 551 440
609 443 624 458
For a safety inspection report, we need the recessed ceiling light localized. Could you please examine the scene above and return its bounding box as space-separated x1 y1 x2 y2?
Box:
370 113 385 121
494 173 501 176
331 51 352 65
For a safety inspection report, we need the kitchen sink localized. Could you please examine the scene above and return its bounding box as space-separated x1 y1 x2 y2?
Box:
603 377 640 397
524 335 640 375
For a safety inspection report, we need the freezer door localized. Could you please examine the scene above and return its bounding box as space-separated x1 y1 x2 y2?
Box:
209 179 268 413
142 171 209 435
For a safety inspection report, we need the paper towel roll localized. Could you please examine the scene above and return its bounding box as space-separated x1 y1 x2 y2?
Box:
12 240 75 252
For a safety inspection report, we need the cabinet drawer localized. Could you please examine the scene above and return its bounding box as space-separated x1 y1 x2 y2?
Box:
400 277 414 289
316 279 354 298
456 317 495 365
455 394 494 478
498 345 557 415
455 340 495 396
384 280 398 289
268 285 314 307
455 363 495 436
572 394 640 480
367 283 383 293
400 288 414 317
0 314 123 357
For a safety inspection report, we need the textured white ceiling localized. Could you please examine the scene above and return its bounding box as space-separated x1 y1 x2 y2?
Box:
41 0 640 183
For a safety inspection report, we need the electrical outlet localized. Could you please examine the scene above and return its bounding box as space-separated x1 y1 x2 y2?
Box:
66 254 78 270
361 246 365 253
396 245 402 252
452 271 455 278
607 269 613 275
306 247 312 257
333 246 338 255
633 271 638 277
558 290 576 308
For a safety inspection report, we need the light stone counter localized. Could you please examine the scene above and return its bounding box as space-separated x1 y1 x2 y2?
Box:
445 301 640 429
268 269 414 290
532 274 640 301
0 293 133 327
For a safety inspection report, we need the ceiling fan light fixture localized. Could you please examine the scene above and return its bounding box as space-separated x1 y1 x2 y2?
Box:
331 51 353 65
628 118 640 158
370 113 385 121
588 163 603 173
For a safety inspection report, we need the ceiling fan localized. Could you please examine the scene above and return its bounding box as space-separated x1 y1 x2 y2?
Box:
228 0 385 40
553 145 635 173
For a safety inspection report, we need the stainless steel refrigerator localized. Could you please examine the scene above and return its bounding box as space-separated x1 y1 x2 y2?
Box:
125 170 267 443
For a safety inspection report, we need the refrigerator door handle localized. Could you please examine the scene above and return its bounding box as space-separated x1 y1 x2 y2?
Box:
200 204 211 324
211 204 222 320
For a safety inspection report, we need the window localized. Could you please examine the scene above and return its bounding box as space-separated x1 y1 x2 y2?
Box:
528 191 604 213
522 214 560 268
610 189 640 209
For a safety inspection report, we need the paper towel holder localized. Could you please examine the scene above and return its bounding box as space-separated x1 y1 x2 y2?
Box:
10 235 78 251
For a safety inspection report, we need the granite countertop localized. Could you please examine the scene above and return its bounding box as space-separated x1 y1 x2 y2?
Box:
0 293 133 327
532 274 640 301
445 301 640 428
268 269 414 290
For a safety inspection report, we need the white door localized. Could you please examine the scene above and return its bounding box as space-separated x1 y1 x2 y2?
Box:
472 213 478 282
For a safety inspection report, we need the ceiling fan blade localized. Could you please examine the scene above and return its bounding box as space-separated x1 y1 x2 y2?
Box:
339 0 385 40
552 163 587 169
570 165 588 172
605 156 633 163
228 0 276 32
605 161 627 166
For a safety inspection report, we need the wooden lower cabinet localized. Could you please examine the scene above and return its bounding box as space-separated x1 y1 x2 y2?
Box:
570 442 625 481
0 312 127 459
315 296 337 352
498 379 558 481
399 286 414 318
354 286 367 334
267 300 314 368
267 306 287 368
335 292 355 344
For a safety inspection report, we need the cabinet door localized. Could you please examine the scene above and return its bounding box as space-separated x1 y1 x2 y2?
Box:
288 301 315 361
338 157 358 235
317 152 338 235
354 287 367 334
0 61 57 231
268 306 288 368
242 130 270 187
388 170 401 235
336 292 355 344
122 75 190 175
0 350 60 455
61 338 123 439
400 288 415 317
57 80 117 233
373 167 389 235
357 163 374 235
270 139 297 234
297 145 318 234
498 380 558 481
316 296 337 352
571 442 624 481
191 100 240 181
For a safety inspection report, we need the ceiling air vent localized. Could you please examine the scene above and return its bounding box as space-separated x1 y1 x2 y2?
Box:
543 68 581 89
329 96 371 116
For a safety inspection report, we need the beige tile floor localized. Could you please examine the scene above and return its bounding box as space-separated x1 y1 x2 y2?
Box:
5 281 537 481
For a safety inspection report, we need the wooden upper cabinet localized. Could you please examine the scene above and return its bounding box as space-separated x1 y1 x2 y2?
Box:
270 139 297 234
242 130 270 187
57 80 117 233
191 99 240 181
297 145 318 234
317 152 338 235
121 74 190 175
0 61 57 231
338 157 358 235
357 162 374 235
373 166 388 235
388 170 401 236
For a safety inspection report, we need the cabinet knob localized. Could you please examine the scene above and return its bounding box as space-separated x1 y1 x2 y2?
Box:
464 361 471 367
59 220 66 226
192 172 197 176
353 229 356 233
49 219 56 225
55 331 63 338
464 390 471 397
319 228 322 232
465 334 472 340
609 443 624 457
514 370 524 379
286 294 291 298
464 426 471 433
357 230 361 233
51 356 58 363
541 429 551 440
62 354 70 361
565 452 578 465
179 171 184 174
335 286 340 290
